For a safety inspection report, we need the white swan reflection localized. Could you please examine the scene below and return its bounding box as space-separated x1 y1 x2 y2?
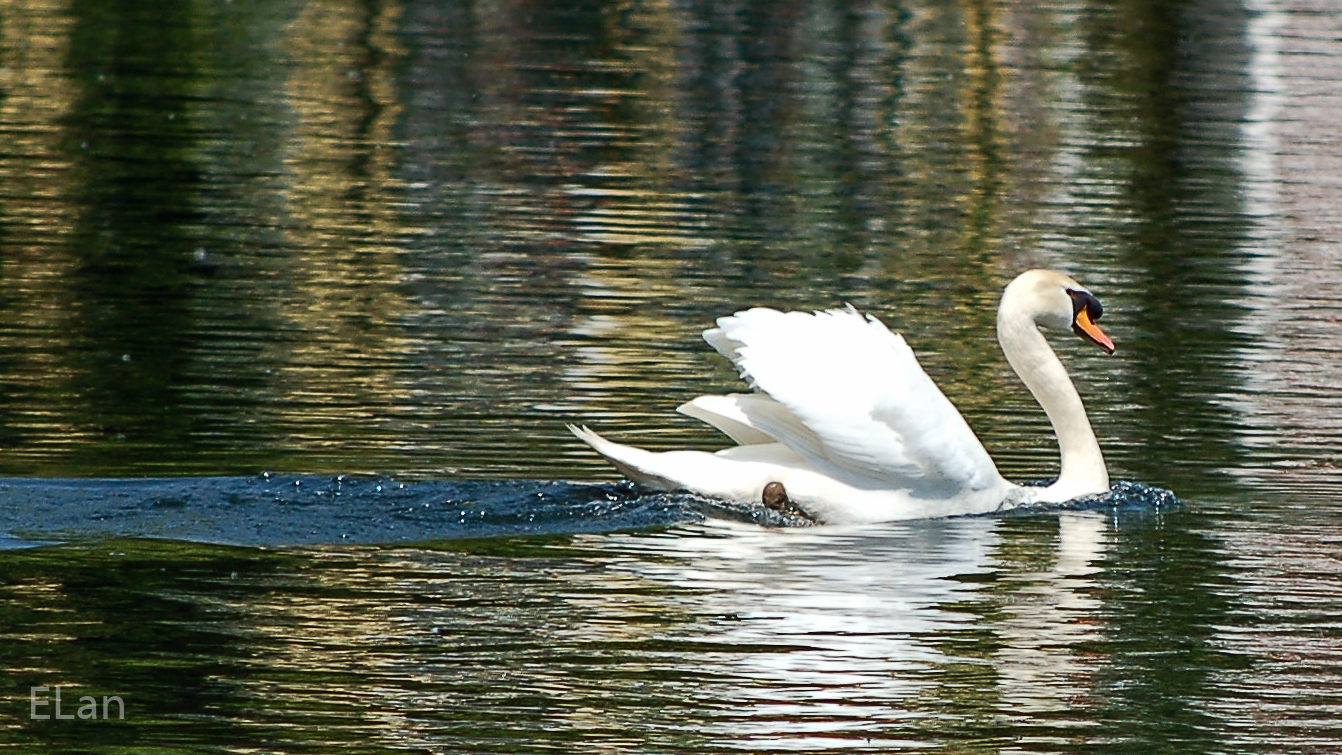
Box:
583 512 1114 745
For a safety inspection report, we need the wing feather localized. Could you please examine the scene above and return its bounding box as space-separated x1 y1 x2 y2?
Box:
677 394 792 446
703 306 1003 496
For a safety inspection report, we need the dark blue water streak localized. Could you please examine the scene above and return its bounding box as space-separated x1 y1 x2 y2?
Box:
0 476 695 548
0 475 1178 548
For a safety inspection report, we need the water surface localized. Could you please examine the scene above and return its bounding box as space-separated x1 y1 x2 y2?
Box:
2 0 1341 752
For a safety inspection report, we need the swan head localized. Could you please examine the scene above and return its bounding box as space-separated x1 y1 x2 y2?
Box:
1002 269 1115 355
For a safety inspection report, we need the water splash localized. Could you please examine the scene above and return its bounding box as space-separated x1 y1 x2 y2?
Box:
0 476 1178 547
1002 480 1183 517
0 476 695 547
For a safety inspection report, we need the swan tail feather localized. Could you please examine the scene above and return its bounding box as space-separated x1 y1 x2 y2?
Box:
567 425 681 490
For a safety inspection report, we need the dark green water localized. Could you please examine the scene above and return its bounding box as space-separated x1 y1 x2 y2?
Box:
2 0 1341 751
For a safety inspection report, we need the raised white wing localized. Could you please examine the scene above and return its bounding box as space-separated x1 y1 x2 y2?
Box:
701 306 1005 497
677 393 799 446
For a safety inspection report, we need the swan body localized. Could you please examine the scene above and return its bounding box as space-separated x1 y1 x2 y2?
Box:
570 269 1116 524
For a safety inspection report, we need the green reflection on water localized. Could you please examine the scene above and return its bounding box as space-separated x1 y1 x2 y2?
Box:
0 0 1292 497
0 509 1249 754
1 540 293 750
0 0 1339 754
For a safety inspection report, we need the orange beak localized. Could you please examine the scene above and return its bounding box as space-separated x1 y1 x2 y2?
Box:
1074 307 1115 355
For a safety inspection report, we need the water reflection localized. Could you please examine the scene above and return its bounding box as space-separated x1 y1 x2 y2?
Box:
3 505 1260 753
1212 507 1342 752
3 510 1151 752
0 489 1331 753
1227 0 1342 486
572 512 1128 747
1 0 1333 490
1 1 1342 750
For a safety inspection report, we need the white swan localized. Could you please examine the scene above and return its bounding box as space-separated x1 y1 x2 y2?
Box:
569 269 1116 524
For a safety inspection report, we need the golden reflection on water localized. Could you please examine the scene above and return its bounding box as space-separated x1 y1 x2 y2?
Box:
130 511 1122 750
275 0 420 461
0 0 125 462
0 0 1332 496
2 4 1342 754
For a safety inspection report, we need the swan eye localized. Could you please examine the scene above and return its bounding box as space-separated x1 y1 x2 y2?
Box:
1066 288 1103 323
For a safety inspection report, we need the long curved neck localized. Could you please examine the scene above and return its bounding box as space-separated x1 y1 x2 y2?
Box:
997 308 1109 501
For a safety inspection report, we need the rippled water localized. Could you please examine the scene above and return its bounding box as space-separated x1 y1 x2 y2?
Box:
2 0 1341 752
